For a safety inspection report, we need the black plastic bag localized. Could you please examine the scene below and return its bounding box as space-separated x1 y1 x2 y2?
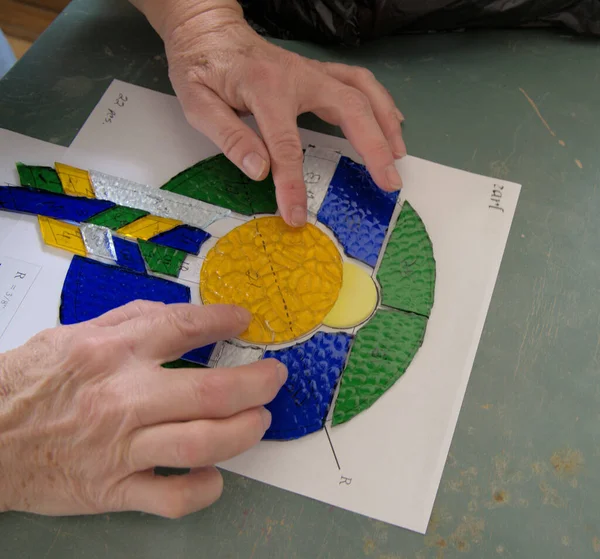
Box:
241 0 600 45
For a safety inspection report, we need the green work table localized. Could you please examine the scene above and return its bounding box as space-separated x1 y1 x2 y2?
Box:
1 1 599 557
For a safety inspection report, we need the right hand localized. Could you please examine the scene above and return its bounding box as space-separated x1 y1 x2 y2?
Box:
132 0 406 226
0 301 287 518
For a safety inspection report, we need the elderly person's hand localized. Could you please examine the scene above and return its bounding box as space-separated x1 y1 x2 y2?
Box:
131 0 406 227
0 301 286 517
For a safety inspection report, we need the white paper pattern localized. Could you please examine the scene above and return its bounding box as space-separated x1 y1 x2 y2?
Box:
0 256 41 340
0 80 521 534
177 254 203 284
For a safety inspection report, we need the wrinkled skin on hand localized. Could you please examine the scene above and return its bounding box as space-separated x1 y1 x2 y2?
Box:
0 301 286 517
136 0 406 226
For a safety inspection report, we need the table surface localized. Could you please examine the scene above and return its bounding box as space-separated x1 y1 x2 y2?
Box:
1 1 600 557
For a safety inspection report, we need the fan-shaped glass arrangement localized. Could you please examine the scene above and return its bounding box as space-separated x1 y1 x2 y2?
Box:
0 148 435 440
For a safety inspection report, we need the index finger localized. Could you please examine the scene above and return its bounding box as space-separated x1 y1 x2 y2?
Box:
118 304 251 363
252 103 307 227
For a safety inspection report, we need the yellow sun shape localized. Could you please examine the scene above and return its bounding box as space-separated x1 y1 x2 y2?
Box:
200 216 345 344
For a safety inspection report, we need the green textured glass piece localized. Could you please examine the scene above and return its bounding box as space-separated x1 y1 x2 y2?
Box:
138 240 187 277
161 359 204 369
86 206 149 229
377 202 436 317
160 154 277 215
16 162 63 194
332 309 427 426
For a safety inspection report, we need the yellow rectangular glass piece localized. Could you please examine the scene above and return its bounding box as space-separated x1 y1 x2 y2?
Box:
38 216 87 256
55 162 95 198
117 215 182 240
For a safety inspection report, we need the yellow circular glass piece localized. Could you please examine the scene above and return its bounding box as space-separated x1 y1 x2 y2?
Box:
323 261 378 328
200 216 343 344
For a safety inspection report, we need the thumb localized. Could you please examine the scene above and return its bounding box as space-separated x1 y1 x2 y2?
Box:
176 83 271 182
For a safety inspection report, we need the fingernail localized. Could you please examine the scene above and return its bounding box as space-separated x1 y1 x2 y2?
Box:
396 109 405 123
385 164 403 191
242 152 268 180
276 361 288 385
290 206 307 227
392 137 407 159
235 306 252 323
260 407 272 431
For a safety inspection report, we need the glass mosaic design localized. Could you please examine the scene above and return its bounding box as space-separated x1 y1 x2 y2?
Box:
0 152 436 440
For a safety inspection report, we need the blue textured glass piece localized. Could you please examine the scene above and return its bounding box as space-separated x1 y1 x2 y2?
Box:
262 332 353 440
60 256 215 363
316 157 399 267
149 225 211 255
182 344 216 366
60 256 190 325
112 236 146 274
0 185 114 222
